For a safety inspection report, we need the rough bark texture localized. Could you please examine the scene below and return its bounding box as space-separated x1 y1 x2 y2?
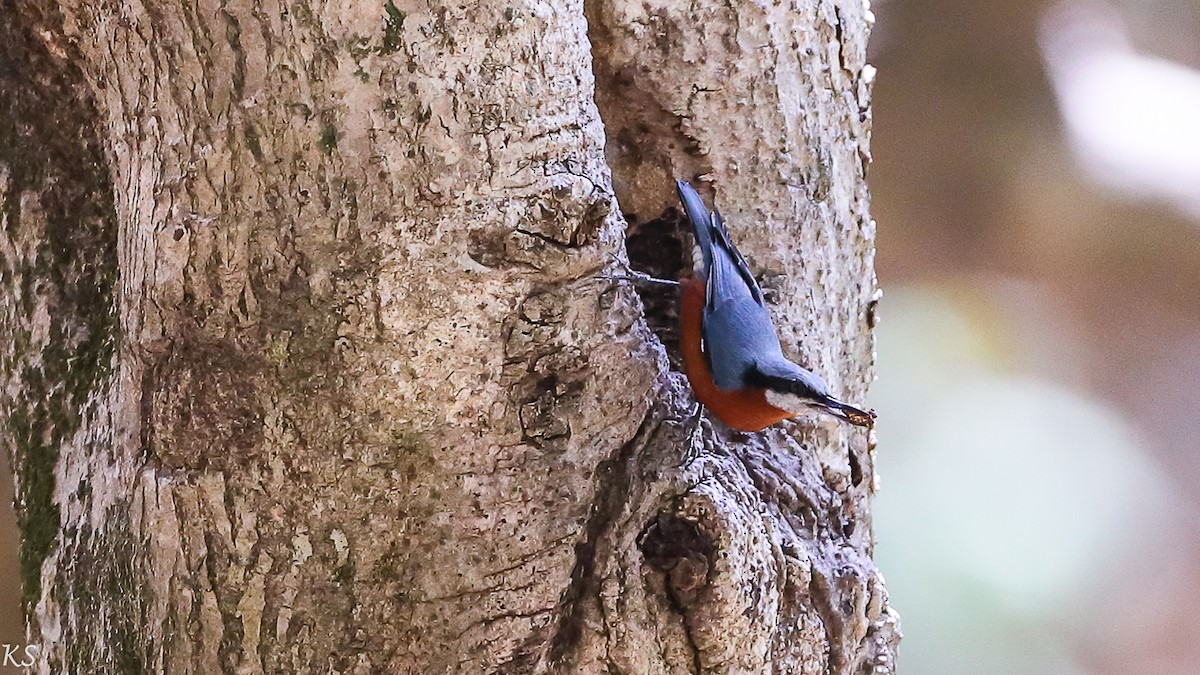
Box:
0 0 898 673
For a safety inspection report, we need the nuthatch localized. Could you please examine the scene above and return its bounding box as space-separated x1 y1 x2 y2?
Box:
675 179 875 431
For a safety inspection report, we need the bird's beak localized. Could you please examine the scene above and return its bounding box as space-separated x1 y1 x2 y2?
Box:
823 398 876 428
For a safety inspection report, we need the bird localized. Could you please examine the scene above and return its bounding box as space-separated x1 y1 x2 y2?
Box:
674 179 875 432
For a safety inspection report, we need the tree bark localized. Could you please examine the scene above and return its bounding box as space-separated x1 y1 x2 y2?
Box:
0 0 898 673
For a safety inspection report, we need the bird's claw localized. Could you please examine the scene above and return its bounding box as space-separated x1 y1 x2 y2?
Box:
601 255 679 288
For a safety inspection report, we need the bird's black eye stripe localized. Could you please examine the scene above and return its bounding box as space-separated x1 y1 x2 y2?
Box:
745 366 822 398
744 365 792 391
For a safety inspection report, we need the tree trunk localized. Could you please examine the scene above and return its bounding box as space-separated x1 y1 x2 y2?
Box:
0 0 898 672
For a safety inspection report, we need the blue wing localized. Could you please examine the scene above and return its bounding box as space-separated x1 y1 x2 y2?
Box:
676 180 784 390
705 212 764 309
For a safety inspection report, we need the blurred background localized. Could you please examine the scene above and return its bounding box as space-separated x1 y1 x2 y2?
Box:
1 0 1197 672
867 0 1200 673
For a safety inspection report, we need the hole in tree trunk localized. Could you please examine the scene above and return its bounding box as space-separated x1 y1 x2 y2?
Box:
639 513 715 593
624 208 688 368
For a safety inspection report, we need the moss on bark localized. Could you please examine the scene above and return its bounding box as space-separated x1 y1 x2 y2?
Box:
0 8 118 610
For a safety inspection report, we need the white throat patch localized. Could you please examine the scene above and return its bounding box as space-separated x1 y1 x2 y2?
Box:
765 390 817 415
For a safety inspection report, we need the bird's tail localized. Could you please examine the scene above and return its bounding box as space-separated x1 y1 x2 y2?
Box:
822 397 876 428
677 180 765 306
676 179 714 272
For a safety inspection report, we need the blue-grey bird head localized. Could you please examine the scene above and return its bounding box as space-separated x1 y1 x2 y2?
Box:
747 355 876 427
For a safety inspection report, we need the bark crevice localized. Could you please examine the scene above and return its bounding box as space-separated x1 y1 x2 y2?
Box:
547 402 664 667
640 513 716 673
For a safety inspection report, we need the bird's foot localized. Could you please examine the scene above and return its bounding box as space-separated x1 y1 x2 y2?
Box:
601 255 679 288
